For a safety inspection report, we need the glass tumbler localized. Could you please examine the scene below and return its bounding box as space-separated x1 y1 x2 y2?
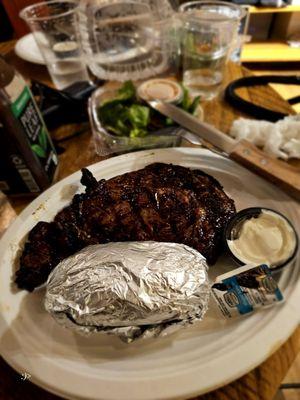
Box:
78 0 179 81
20 0 90 89
179 1 245 100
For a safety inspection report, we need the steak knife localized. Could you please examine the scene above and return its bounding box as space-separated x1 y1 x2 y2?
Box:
149 100 300 201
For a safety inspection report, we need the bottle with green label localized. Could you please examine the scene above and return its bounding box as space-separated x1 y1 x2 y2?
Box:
0 57 58 195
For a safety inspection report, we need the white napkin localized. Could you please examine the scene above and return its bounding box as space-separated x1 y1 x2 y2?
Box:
229 115 300 160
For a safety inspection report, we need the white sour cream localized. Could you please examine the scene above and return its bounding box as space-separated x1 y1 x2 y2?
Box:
228 210 297 268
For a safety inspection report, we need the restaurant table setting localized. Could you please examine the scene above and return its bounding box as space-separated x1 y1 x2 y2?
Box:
0 1 299 400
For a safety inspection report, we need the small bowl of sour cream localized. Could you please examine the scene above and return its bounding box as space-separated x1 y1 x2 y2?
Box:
224 207 298 271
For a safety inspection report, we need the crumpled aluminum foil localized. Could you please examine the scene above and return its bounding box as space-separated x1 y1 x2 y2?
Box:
45 241 210 342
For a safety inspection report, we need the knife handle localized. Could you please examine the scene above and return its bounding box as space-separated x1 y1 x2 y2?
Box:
230 140 300 201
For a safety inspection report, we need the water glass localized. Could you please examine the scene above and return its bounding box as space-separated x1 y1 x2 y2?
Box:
20 0 89 90
179 1 245 100
78 0 179 81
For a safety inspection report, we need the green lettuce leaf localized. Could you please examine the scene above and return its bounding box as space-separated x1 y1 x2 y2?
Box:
118 81 136 101
100 81 136 108
98 103 130 136
181 85 192 111
190 96 201 115
128 104 150 128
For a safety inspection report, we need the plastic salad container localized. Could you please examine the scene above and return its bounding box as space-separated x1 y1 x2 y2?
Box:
88 86 181 156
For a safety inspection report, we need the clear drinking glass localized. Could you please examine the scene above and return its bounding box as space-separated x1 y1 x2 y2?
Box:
78 0 179 81
179 1 245 100
20 0 89 90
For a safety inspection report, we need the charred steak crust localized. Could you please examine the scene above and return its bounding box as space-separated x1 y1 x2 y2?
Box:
16 163 236 291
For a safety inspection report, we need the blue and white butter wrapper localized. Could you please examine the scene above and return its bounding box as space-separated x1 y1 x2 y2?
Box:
211 264 284 318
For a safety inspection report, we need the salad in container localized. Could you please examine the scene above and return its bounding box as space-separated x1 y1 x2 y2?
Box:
88 80 203 156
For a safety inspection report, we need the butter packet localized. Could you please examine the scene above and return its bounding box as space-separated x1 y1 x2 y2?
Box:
211 264 284 318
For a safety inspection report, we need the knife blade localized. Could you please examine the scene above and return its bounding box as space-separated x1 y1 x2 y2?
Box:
148 100 300 201
149 100 236 154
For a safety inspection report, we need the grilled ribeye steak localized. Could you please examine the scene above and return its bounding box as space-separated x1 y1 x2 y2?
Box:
16 163 236 291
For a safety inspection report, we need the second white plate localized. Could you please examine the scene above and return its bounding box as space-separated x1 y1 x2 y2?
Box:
15 33 45 65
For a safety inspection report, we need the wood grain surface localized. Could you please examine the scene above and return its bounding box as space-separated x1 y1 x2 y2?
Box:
0 40 299 400
230 139 300 201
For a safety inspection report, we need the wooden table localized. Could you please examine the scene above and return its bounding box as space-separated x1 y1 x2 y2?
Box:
0 40 299 400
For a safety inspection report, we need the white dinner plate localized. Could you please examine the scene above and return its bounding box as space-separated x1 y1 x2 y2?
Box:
15 33 45 65
0 148 299 400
